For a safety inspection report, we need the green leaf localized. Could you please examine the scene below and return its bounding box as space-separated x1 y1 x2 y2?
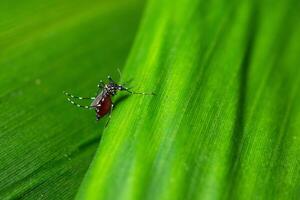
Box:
77 0 300 199
0 0 145 199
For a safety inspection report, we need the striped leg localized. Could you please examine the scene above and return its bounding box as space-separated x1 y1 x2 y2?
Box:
98 80 105 88
123 88 155 96
66 98 93 109
97 80 105 94
64 91 95 100
105 104 114 127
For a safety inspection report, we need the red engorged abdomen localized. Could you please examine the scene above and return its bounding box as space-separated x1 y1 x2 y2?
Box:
96 96 112 117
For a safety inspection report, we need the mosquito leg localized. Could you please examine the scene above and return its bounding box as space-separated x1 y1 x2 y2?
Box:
66 98 93 109
105 104 114 128
96 80 105 94
96 114 100 121
98 80 105 88
108 75 116 83
64 91 95 100
123 87 155 96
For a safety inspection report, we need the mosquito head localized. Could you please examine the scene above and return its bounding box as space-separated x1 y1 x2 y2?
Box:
105 75 154 96
104 82 122 96
104 75 125 96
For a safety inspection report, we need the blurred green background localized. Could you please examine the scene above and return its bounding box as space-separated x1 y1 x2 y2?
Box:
0 0 299 199
0 0 145 199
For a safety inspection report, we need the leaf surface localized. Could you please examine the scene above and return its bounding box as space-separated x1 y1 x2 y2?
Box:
77 0 300 199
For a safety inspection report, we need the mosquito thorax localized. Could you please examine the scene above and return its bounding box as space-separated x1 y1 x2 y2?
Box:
105 83 124 96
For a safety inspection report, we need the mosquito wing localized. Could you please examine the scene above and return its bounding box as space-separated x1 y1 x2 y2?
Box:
90 91 105 107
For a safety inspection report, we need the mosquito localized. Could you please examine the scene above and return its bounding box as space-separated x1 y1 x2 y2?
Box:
64 74 154 127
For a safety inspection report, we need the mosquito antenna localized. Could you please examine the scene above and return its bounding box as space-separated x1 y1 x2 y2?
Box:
117 68 122 81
